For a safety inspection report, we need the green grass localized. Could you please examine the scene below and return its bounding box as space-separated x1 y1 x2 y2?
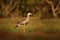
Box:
0 18 60 33
0 18 60 40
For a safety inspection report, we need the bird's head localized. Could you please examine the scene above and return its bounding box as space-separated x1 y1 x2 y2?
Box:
27 12 32 16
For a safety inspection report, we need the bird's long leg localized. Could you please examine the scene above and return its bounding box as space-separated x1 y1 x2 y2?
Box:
23 24 26 33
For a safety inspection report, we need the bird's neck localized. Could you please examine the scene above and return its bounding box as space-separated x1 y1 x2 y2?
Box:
27 15 29 18
26 15 30 20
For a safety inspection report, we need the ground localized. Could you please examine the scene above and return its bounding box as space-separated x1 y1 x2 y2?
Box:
0 17 60 40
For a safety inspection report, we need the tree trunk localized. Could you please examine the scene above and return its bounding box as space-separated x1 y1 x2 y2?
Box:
51 4 57 18
44 0 57 18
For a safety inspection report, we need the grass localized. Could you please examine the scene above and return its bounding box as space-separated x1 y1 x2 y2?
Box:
0 18 60 32
0 17 60 40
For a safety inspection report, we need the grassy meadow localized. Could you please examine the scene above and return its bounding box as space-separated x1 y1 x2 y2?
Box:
0 17 60 40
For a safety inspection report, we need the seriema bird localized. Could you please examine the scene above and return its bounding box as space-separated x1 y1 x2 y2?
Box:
15 12 32 28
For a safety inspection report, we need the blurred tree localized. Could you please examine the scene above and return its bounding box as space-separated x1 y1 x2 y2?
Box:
0 0 60 18
20 0 35 16
0 0 18 17
42 0 60 18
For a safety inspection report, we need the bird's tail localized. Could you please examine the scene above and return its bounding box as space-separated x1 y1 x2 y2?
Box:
15 20 21 28
15 24 21 28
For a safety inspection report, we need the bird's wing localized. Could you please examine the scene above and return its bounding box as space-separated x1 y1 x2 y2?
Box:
21 18 29 25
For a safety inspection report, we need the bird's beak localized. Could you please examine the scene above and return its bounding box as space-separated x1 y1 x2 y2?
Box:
30 14 33 17
31 14 32 15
